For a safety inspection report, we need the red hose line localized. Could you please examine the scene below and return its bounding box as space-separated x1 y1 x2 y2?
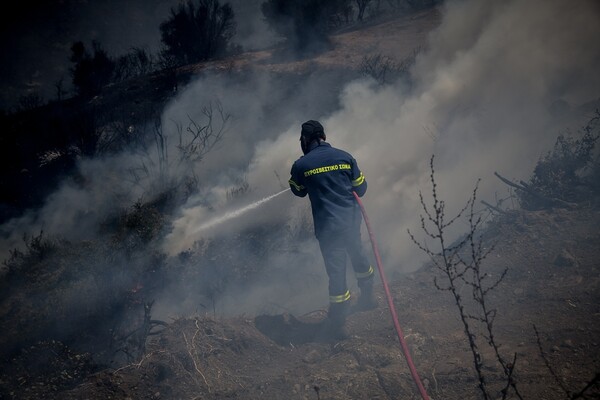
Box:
353 191 430 400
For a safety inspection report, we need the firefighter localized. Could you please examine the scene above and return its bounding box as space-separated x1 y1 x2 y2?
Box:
289 120 377 340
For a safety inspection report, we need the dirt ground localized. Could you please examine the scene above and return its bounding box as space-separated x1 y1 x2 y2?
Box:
2 205 597 399
85 206 600 400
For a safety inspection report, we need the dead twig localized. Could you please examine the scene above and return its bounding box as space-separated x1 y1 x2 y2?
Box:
494 172 575 208
183 323 211 393
571 373 600 399
481 200 508 215
409 155 522 399
534 325 600 399
113 349 169 374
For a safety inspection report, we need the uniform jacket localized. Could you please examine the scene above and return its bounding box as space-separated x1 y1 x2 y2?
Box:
289 141 367 238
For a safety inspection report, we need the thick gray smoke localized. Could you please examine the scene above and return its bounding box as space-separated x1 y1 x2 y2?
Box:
313 0 600 270
164 0 600 277
2 0 598 318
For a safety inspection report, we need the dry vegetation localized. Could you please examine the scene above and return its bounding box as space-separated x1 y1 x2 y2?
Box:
1 5 599 400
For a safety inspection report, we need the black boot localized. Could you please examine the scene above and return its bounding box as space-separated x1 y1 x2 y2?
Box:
318 301 350 341
356 279 378 311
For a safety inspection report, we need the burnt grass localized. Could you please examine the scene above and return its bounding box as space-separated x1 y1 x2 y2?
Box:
0 205 598 399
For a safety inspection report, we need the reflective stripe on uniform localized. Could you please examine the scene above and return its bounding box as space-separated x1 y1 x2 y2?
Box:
329 289 351 303
352 172 365 187
288 179 304 191
356 265 374 279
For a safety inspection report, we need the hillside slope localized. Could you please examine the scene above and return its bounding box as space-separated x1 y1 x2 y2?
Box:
3 206 597 399
1 5 599 400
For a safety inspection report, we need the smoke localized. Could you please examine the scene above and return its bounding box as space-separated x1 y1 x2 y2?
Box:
2 0 599 319
279 0 599 270
163 0 600 279
228 0 279 51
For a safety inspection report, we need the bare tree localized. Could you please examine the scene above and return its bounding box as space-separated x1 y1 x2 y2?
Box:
359 47 420 85
128 101 230 196
355 0 373 20
113 47 156 82
360 54 398 85
261 0 352 51
159 0 236 66
54 78 67 102
408 155 522 399
175 102 229 164
70 40 115 97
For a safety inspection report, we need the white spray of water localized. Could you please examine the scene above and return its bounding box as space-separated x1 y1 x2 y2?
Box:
191 188 291 235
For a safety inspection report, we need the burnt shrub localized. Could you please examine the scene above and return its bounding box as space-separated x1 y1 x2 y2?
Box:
261 0 352 52
159 0 236 66
519 111 600 209
70 41 116 97
2 230 58 282
113 47 156 82
0 230 169 365
112 200 166 247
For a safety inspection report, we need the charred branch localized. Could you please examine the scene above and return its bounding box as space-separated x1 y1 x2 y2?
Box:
494 172 576 208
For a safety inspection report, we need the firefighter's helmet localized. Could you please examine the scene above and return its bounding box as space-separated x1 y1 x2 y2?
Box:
300 120 326 154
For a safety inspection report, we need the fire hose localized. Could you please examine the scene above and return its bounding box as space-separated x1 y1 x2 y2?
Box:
353 191 430 400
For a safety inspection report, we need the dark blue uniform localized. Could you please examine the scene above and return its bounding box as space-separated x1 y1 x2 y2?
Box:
289 141 374 305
